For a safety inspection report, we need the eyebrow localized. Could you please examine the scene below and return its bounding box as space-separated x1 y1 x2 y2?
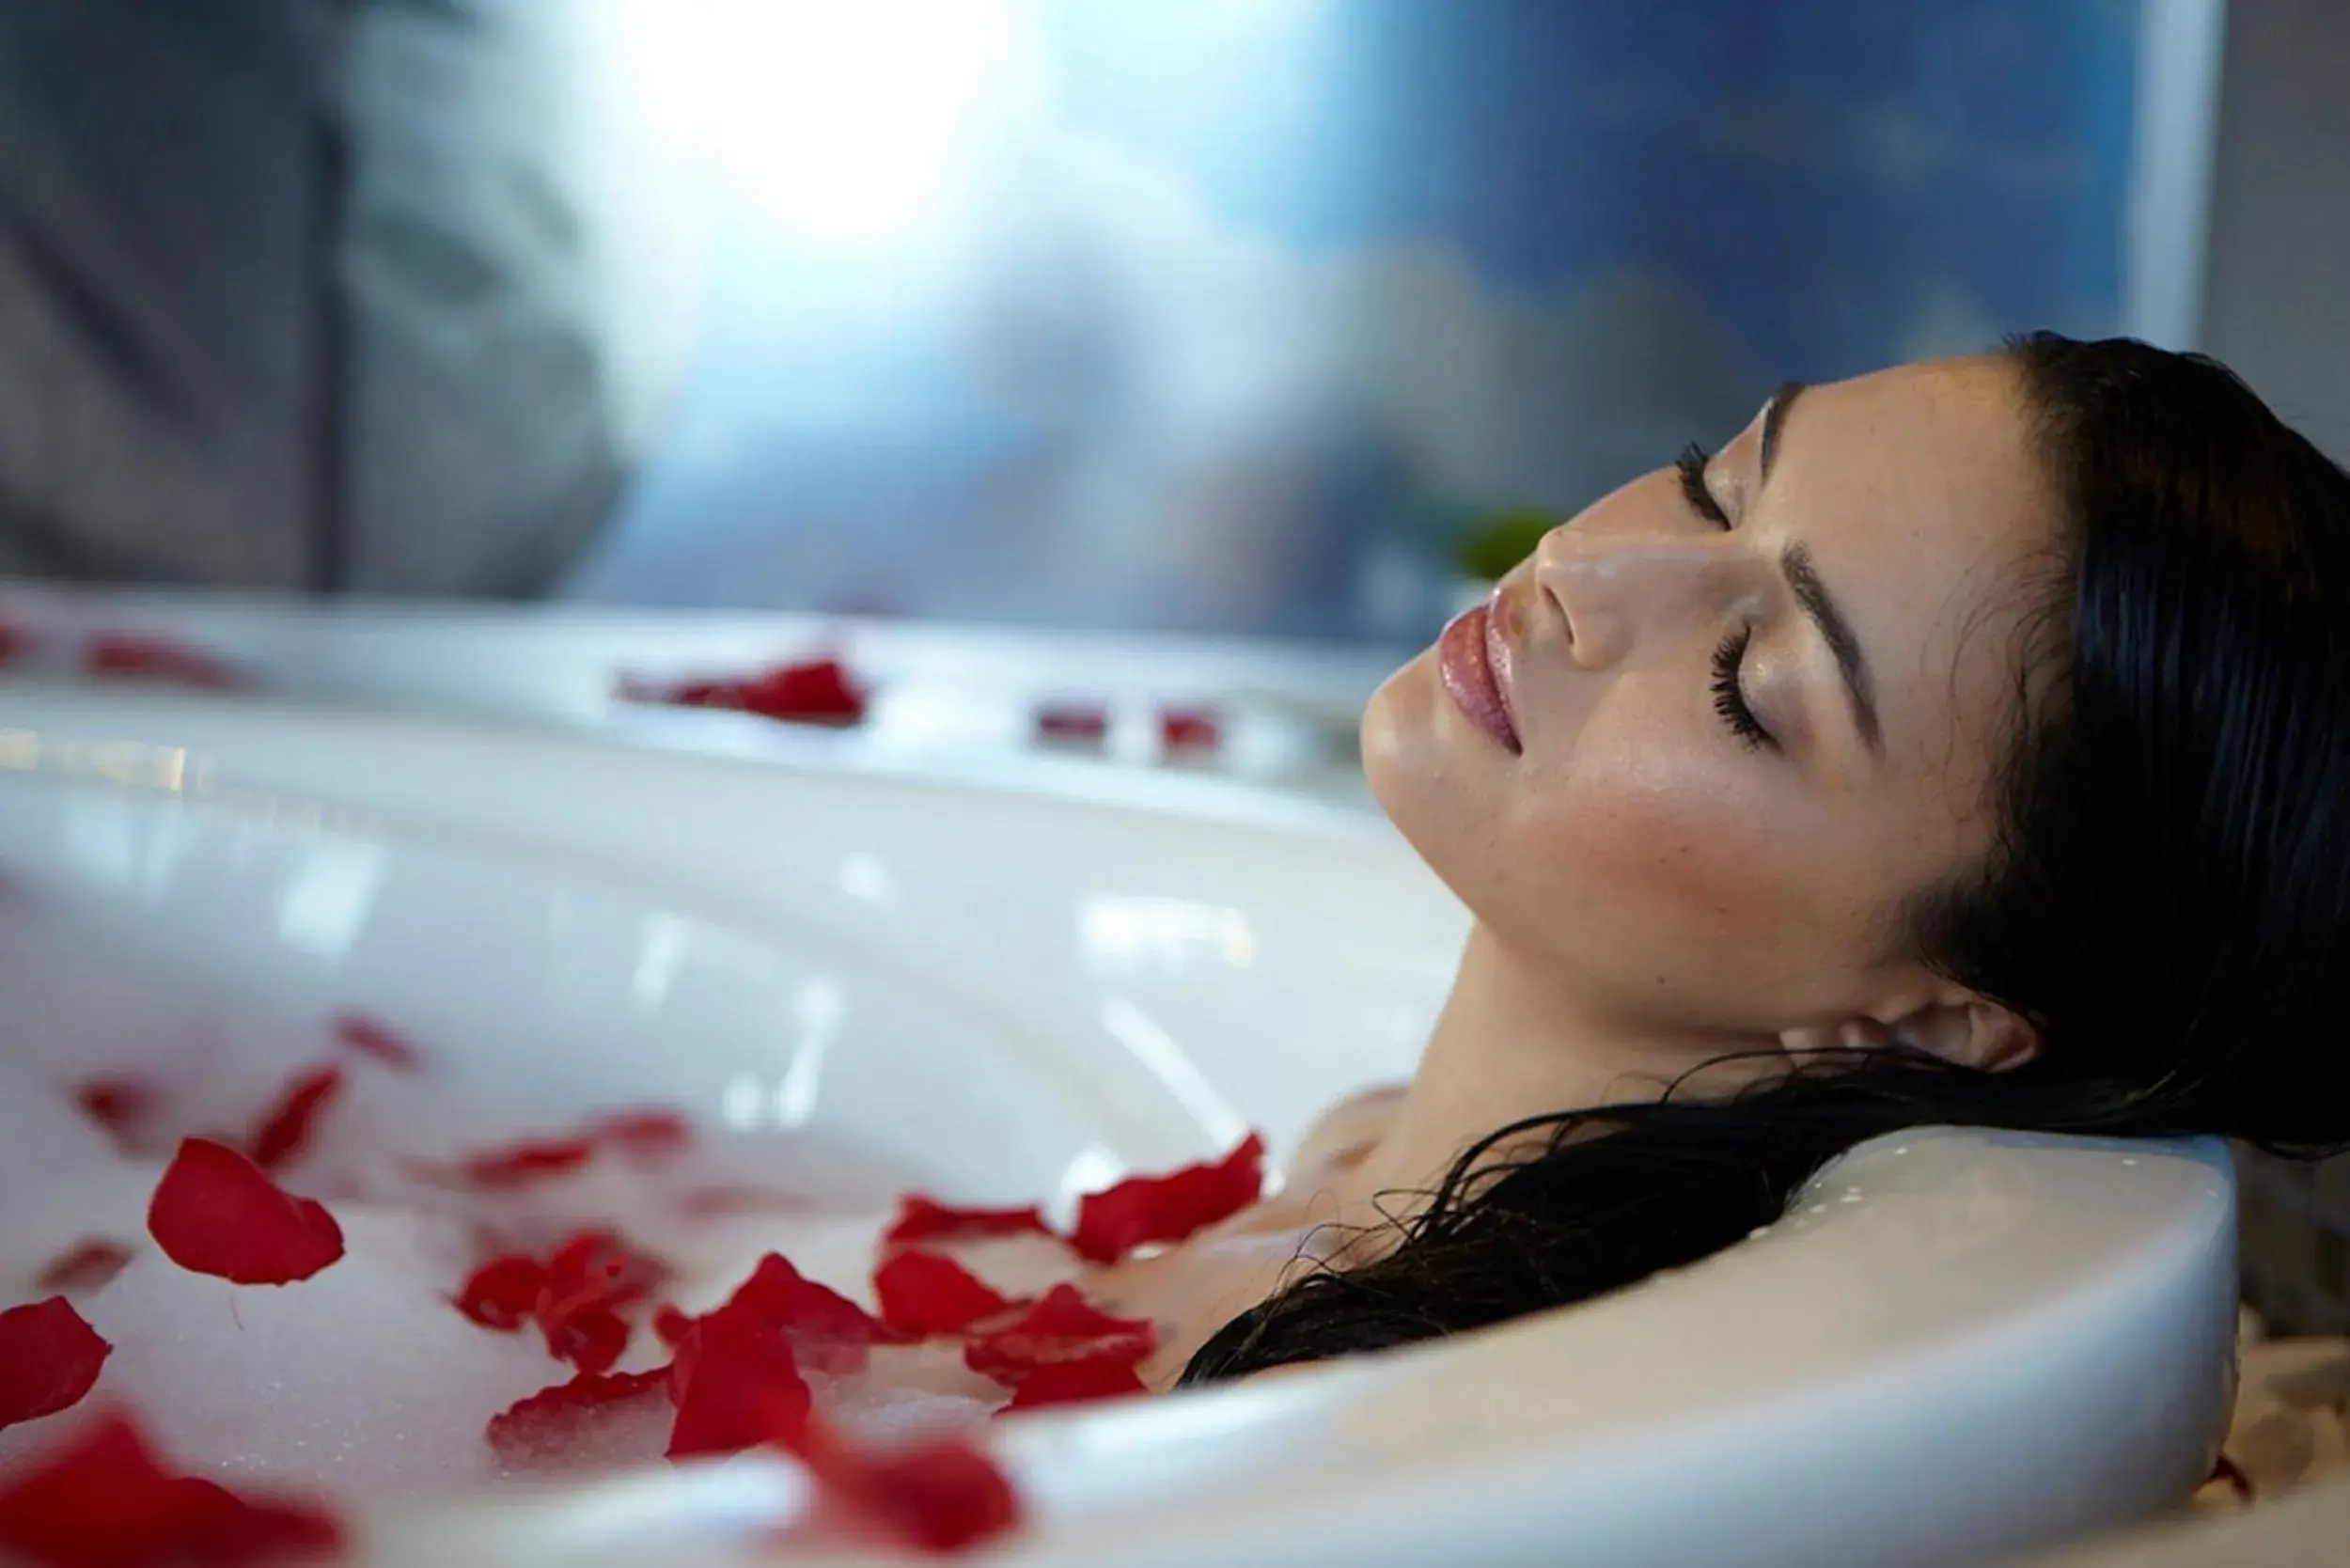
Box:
1759 380 1805 481
1782 542 1881 755
1752 382 1880 755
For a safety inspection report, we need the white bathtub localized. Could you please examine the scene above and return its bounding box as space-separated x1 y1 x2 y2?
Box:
0 688 2236 1568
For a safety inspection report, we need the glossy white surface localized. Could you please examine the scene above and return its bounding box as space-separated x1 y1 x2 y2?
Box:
0 586 1398 800
0 689 2237 1568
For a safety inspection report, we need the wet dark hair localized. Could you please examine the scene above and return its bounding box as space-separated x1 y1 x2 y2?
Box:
1183 333 2350 1383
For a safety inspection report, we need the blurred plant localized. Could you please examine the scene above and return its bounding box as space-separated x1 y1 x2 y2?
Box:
1452 505 1557 581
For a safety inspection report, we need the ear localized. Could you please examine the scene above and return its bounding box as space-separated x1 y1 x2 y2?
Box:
1880 994 2040 1073
1779 994 2039 1074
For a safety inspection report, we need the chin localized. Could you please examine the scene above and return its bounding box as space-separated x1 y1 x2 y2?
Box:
1360 647 1489 878
1360 651 1433 812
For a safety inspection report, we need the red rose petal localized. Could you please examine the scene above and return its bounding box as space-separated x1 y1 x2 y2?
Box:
544 1307 629 1375
659 1254 903 1378
492 1231 666 1372
332 1012 425 1073
1070 1132 1266 1263
593 1109 691 1158
0 1413 340 1568
652 1305 695 1348
244 1065 342 1173
727 1252 901 1344
425 1110 692 1190
785 1417 1021 1555
0 1298 110 1432
448 1135 597 1188
622 656 870 726
883 1196 1057 1249
1033 703 1108 744
458 1232 665 1372
74 1077 156 1138
666 1309 813 1461
872 1251 1016 1338
83 634 243 689
486 1367 670 1462
146 1137 345 1285
999 1358 1151 1412
35 1242 133 1295
1158 706 1221 753
538 1231 665 1313
454 1256 546 1332
963 1285 1155 1386
0 618 36 666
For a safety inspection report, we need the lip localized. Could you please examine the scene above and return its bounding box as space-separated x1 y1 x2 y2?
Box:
1437 594 1522 755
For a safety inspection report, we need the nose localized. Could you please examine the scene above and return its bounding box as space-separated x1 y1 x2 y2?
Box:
1530 522 1731 671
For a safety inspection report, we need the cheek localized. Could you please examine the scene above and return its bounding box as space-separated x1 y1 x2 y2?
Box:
1543 743 1775 939
1502 693 1845 994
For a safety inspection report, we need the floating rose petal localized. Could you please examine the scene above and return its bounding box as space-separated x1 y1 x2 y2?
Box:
593 1109 691 1158
873 1251 1016 1338
883 1196 1057 1249
457 1232 664 1372
0 618 34 666
0 1297 110 1432
963 1285 1155 1386
622 656 869 727
74 1077 156 1139
1070 1132 1266 1263
545 1305 628 1375
1033 703 1108 744
332 1012 425 1073
999 1358 1151 1413
652 1305 695 1348
786 1416 1021 1556
83 634 243 689
34 1242 133 1295
422 1109 694 1190
1158 706 1221 753
446 1134 597 1188
487 1367 669 1461
146 1137 345 1285
244 1065 342 1173
666 1309 813 1461
539 1232 664 1373
454 1256 545 1332
536 1231 661 1316
668 1253 904 1377
725 1252 900 1345
0 1413 340 1568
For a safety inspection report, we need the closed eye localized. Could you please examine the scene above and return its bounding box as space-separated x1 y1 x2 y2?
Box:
1680 440 1774 750
1676 442 1729 528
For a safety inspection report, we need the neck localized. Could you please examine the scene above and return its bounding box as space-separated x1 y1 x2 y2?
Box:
1351 923 1724 1204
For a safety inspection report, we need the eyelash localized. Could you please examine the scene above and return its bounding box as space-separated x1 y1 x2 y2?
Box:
1679 440 1777 752
1676 442 1730 528
1711 626 1774 751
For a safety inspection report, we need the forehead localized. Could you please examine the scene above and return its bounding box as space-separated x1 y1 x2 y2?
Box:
1764 356 2061 789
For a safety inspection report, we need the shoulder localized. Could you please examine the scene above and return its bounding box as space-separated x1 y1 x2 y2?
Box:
1291 1084 1406 1176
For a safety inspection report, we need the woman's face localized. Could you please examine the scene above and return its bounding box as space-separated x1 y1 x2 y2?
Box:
1366 355 2062 1072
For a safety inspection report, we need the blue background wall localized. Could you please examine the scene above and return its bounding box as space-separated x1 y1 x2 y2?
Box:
572 0 2140 638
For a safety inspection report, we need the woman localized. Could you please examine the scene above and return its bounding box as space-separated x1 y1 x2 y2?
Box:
1088 333 2350 1388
